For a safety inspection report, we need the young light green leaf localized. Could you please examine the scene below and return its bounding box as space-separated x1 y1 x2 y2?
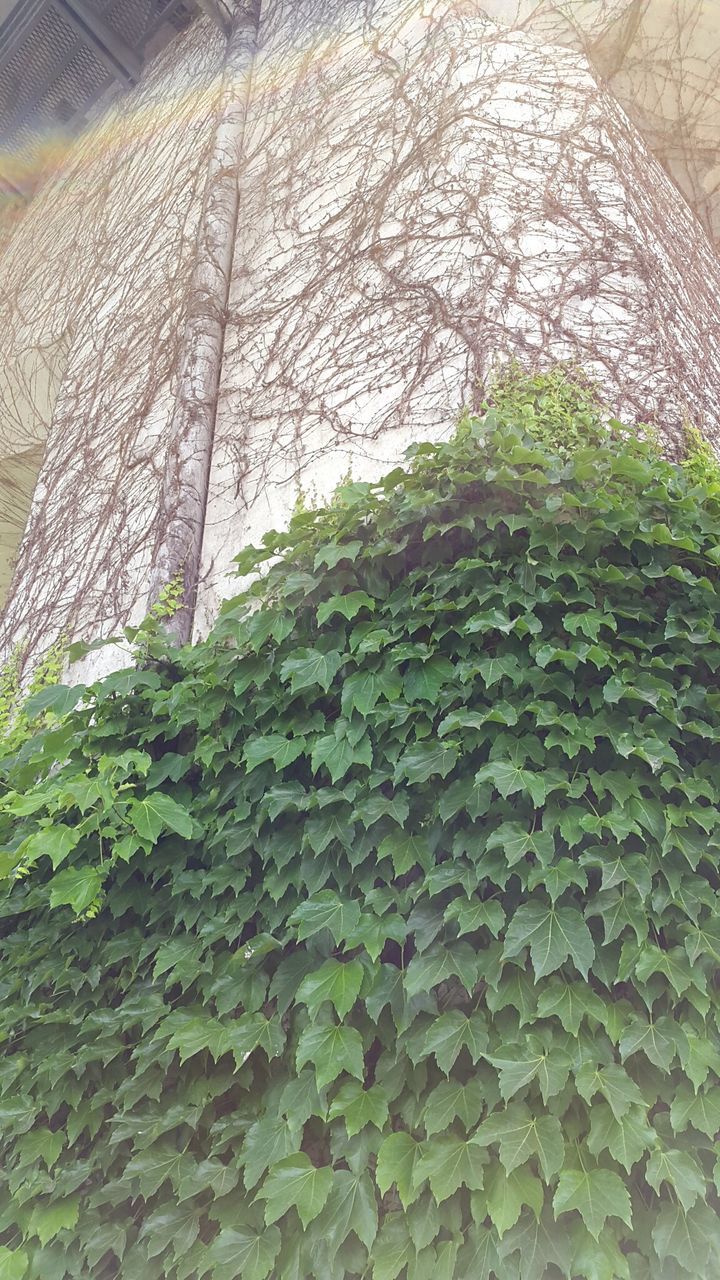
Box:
0 1248 28 1280
27 1198 79 1246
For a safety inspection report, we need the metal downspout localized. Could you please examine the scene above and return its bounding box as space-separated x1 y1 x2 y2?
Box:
148 0 259 642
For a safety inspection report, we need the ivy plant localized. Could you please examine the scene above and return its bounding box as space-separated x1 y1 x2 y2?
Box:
1 375 720 1278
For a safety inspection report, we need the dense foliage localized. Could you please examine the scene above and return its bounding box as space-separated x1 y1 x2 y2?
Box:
1 379 720 1279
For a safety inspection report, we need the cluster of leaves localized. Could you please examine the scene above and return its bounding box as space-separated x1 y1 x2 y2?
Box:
0 636 66 747
484 364 615 460
681 425 720 490
1 378 720 1279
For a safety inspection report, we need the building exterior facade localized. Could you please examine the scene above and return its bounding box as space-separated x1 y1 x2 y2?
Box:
1 0 720 678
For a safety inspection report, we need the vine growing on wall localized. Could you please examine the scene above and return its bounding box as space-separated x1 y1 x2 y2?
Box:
1 376 720 1278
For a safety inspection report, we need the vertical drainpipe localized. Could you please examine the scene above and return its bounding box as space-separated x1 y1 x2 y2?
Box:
148 0 259 642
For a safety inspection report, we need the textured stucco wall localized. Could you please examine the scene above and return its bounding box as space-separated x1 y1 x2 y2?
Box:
195 0 720 633
480 1 720 253
0 18 225 669
1 0 719 677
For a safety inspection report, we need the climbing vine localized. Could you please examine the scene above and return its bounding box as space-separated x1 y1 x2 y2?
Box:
1 377 720 1278
0 635 66 748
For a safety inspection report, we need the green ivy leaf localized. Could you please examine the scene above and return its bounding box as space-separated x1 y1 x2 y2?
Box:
646 1148 706 1213
328 1080 389 1137
403 657 455 703
24 683 85 719
371 1214 414 1280
128 792 193 841
420 1011 488 1073
423 1078 486 1136
394 740 459 785
471 1103 564 1180
414 1136 486 1202
295 1022 364 1090
244 733 307 772
498 1207 574 1280
257 1154 334 1229
224 1013 285 1068
486 1036 572 1103
317 1169 378 1257
652 1204 715 1274
313 540 362 570
317 592 376 625
240 1116 301 1191
474 761 557 807
486 822 554 868
536 979 606 1035
553 1166 632 1240
670 1082 720 1136
575 1062 645 1120
504 901 595 979
376 1133 423 1209
619 1014 684 1071
280 647 343 694
207 1226 281 1280
290 891 361 945
484 1162 543 1238
296 958 364 1020
586 1103 654 1173
0 1249 28 1280
27 1197 80 1246
48 866 104 914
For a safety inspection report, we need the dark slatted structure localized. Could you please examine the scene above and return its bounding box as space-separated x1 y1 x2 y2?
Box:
0 0 195 195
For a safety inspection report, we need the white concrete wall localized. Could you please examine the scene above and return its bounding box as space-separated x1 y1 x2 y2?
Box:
481 1 720 251
195 0 720 632
0 18 225 669
1 0 720 675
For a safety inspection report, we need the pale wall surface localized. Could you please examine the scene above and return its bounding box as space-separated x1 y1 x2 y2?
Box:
0 19 224 667
1 0 720 674
196 0 720 632
481 1 720 252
